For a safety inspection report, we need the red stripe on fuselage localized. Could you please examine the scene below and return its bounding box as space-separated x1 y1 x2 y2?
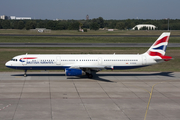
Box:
22 57 37 59
154 36 168 46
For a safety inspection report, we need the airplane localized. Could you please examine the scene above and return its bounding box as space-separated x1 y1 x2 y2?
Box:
5 32 172 78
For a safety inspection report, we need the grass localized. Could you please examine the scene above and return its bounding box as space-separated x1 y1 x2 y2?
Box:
0 36 180 43
1 29 180 35
1 47 180 72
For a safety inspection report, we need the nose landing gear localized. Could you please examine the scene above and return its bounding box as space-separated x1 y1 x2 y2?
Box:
24 70 27 77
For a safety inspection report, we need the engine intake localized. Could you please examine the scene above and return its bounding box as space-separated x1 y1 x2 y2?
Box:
65 68 85 76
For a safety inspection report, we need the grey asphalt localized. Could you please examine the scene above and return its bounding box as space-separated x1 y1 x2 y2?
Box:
1 43 180 47
0 72 180 120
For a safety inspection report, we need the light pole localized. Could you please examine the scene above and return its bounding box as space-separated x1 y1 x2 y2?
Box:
168 18 169 31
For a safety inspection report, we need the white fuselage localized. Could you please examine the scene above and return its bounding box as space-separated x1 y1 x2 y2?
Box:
5 54 157 70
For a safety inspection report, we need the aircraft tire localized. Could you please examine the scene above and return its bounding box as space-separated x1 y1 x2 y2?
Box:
88 74 93 78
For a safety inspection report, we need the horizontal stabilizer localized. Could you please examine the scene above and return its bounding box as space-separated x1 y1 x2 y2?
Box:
161 56 173 61
154 56 172 61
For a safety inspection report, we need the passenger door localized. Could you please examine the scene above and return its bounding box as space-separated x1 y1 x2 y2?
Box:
142 56 147 65
98 57 102 65
56 56 61 65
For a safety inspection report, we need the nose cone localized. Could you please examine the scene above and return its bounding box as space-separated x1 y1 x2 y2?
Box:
5 61 11 67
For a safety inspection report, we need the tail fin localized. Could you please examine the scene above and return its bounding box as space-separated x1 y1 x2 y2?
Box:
144 32 172 61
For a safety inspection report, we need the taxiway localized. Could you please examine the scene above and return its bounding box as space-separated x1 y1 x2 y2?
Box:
0 72 180 120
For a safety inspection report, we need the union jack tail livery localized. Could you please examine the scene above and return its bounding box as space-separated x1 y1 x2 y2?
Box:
143 32 172 61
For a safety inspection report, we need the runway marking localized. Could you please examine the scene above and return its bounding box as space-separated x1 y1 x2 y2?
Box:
124 81 170 120
144 84 155 120
0 104 11 111
144 81 167 120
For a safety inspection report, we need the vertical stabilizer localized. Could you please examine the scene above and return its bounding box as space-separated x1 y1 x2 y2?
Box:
144 32 172 61
146 32 170 56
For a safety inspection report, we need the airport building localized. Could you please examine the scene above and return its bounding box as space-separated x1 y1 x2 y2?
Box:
0 15 31 20
10 16 31 20
0 15 8 20
132 24 156 30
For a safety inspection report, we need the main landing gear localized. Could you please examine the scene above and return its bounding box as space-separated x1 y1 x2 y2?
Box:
86 73 93 78
84 69 96 79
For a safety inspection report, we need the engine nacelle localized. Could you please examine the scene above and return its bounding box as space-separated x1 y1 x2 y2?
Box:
65 68 85 76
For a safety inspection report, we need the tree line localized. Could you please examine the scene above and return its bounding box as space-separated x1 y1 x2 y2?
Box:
0 17 180 30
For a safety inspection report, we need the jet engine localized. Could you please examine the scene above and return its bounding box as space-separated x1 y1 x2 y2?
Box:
65 68 85 76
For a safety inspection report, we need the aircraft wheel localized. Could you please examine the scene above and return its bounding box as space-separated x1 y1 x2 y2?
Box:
24 70 27 77
88 74 93 78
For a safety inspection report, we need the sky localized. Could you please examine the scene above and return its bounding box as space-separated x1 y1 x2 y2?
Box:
0 0 179 20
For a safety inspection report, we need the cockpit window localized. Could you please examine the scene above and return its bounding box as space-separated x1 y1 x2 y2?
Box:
11 59 17 61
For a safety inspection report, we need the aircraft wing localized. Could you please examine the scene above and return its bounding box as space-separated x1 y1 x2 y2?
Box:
70 65 113 69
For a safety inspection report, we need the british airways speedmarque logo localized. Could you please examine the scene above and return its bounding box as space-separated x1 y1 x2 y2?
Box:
19 57 37 62
19 58 25 62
